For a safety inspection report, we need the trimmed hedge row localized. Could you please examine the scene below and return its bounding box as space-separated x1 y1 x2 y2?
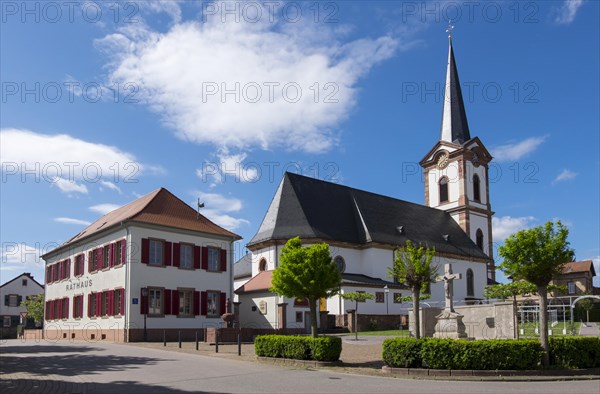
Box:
383 337 600 370
255 335 342 362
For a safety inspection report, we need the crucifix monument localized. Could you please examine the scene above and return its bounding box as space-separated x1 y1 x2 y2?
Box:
433 263 468 339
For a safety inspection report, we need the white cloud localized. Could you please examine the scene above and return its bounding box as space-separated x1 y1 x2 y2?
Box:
99 180 122 193
555 0 585 25
491 136 547 162
0 128 157 194
97 2 398 153
552 169 577 184
54 217 92 226
492 216 536 242
197 149 259 185
193 191 249 230
0 243 49 283
89 203 121 216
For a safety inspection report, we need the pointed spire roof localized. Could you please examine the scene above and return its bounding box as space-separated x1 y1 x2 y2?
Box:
440 34 471 144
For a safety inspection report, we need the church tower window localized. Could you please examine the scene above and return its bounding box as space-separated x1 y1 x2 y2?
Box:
466 269 474 297
473 174 481 202
476 229 484 251
258 258 267 272
439 177 449 203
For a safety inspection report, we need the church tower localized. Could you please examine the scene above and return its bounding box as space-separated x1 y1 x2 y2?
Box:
419 28 496 281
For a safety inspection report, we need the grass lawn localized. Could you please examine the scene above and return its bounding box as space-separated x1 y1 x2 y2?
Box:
518 321 581 337
341 329 410 337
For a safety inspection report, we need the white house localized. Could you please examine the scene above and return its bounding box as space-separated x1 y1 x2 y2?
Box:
42 188 240 342
235 37 496 332
0 272 44 338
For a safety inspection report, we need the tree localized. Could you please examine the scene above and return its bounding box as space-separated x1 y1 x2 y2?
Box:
21 293 44 326
270 237 342 338
498 221 574 367
576 294 595 323
341 292 375 340
388 241 438 339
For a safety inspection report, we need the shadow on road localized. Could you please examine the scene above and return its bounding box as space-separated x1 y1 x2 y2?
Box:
0 345 102 354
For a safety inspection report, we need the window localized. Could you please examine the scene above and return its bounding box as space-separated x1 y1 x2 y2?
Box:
294 298 309 307
53 264 59 281
393 293 403 304
90 250 98 272
439 177 449 203
77 254 85 276
22 279 27 286
73 295 83 319
375 292 384 303
149 288 163 315
114 290 123 315
179 289 193 316
3 316 11 327
101 292 109 316
150 240 164 266
207 247 220 271
89 294 97 317
473 174 481 202
296 311 303 323
6 294 20 307
334 256 346 273
206 291 220 317
466 269 474 297
476 229 484 251
180 244 193 269
568 282 576 295
115 241 123 266
102 245 110 269
258 258 267 272
62 298 69 319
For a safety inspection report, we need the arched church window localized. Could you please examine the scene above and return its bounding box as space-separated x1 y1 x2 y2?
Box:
439 177 449 203
258 258 267 272
334 256 346 273
473 174 481 202
476 229 484 251
467 269 474 297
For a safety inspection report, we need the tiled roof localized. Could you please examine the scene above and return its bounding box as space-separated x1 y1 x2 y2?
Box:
562 260 596 276
235 271 273 294
44 188 240 258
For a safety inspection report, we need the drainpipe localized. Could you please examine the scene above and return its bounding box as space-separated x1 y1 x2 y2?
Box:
121 222 130 342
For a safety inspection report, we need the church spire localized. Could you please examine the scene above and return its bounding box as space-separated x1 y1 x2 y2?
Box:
440 24 471 144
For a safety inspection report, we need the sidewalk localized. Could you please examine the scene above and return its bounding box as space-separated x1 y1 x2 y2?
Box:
579 322 600 336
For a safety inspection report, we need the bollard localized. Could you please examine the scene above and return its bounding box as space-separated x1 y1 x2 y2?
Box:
163 330 166 347
178 331 181 348
237 332 241 356
215 331 219 353
195 331 199 351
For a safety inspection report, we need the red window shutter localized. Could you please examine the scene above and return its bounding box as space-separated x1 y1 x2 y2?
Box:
45 266 49 283
172 290 179 315
164 241 172 266
193 291 200 316
200 291 207 316
140 289 148 315
201 247 208 270
88 294 92 317
120 288 125 315
88 251 93 272
49 300 54 320
193 246 201 269
173 243 180 268
220 292 226 315
48 301 53 320
220 249 227 272
57 299 62 320
73 258 78 277
96 292 102 316
109 243 115 267
164 289 172 315
141 238 149 264
121 240 127 264
67 259 71 279
65 298 70 319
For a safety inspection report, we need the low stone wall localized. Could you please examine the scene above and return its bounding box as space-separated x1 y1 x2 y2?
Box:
23 328 207 343
346 312 409 332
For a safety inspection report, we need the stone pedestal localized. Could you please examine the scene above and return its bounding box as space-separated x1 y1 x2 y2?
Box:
433 310 468 339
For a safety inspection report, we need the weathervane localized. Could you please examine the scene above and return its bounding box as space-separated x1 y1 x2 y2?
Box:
446 20 454 39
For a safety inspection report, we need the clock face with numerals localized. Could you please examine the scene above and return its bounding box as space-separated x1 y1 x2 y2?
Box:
437 151 449 169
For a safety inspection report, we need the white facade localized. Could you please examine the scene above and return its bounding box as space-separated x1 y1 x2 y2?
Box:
1 273 44 329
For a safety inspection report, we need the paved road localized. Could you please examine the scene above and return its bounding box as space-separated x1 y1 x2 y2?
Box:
580 322 600 336
1 340 599 394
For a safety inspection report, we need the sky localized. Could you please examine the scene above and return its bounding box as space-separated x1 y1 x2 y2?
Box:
1 0 598 287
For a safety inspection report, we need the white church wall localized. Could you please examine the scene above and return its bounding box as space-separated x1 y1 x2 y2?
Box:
238 293 278 329
465 161 488 206
469 214 491 257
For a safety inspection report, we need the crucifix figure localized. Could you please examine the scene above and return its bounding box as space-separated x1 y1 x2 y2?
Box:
436 263 461 313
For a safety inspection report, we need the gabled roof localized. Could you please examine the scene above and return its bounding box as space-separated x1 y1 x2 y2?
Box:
562 260 596 276
248 172 489 261
234 253 253 280
0 273 44 289
235 270 273 294
440 38 471 145
43 188 241 258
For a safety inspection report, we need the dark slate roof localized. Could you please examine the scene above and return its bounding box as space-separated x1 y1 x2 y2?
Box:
234 253 253 279
248 172 489 261
342 273 405 289
441 39 471 144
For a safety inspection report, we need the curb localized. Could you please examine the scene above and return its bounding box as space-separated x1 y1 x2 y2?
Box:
382 366 600 381
256 356 342 368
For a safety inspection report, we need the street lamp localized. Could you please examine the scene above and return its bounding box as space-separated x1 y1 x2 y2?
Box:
384 285 389 315
141 287 148 342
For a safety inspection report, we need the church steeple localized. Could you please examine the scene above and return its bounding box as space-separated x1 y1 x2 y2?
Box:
440 27 471 144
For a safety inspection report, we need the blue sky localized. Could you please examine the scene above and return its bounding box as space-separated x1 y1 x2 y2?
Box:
1 0 598 286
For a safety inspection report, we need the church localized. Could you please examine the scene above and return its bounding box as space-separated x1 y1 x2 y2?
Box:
235 34 496 332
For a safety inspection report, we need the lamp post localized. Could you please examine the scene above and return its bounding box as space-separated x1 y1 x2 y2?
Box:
384 285 389 315
141 287 148 342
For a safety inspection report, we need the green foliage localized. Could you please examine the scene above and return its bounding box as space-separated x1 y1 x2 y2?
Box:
382 338 424 368
271 237 342 337
341 292 374 303
484 281 536 300
383 338 543 370
254 335 342 361
388 241 438 292
549 337 600 369
21 293 44 324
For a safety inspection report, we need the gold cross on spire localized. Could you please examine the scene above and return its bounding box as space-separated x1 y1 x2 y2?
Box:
446 20 454 40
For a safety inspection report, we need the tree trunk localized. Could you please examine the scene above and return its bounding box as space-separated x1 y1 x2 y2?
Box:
513 294 519 339
412 288 421 339
538 286 550 367
587 310 590 323
309 298 318 338
354 300 359 341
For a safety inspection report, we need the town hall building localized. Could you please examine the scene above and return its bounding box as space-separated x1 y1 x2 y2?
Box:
235 35 496 332
42 188 240 342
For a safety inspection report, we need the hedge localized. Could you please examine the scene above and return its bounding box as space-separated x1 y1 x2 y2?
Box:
255 335 342 361
384 337 600 370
